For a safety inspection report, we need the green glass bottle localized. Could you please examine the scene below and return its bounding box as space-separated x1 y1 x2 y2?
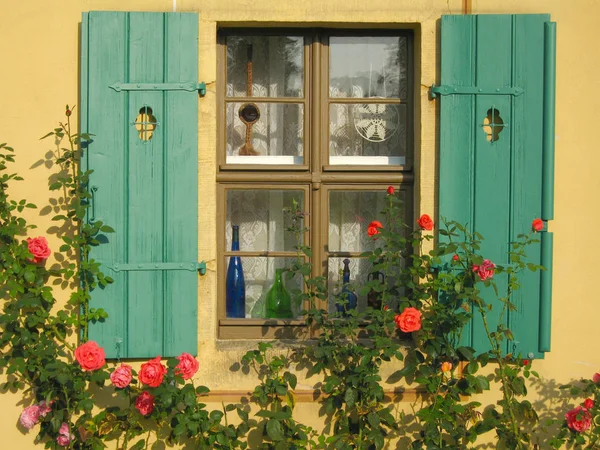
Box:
265 268 293 319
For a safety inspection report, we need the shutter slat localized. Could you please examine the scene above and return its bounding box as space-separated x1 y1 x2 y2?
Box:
163 13 199 356
127 13 166 357
85 12 129 358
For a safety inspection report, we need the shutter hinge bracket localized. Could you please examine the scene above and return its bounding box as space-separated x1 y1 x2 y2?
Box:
109 261 207 275
109 81 207 96
429 85 524 100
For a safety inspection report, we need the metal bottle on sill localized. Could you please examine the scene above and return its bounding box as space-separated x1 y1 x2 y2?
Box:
336 258 358 315
265 268 293 319
226 224 245 318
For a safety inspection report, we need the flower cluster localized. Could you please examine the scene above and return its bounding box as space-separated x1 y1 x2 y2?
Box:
57 423 74 447
19 401 52 430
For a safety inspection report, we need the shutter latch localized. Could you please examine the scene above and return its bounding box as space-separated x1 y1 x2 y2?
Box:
429 85 524 100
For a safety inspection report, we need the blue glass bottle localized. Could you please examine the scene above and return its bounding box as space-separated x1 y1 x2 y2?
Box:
337 258 358 315
226 225 245 318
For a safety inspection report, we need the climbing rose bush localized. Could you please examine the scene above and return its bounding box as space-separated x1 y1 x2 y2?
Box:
110 363 133 388
74 341 106 371
417 213 434 231
135 391 155 416
395 307 422 333
26 236 51 263
175 352 199 380
472 259 496 281
139 356 167 387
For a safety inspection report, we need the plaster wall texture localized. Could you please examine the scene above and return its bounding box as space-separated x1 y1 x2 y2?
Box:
0 0 597 447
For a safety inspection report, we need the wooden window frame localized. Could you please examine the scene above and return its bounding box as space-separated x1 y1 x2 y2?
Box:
217 28 415 339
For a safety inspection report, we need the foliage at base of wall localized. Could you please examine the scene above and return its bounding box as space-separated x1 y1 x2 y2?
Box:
1 108 599 449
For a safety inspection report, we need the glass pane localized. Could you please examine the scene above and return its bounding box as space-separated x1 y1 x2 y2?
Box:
328 190 395 253
226 36 304 98
327 257 403 314
329 103 406 165
226 256 304 318
226 190 304 252
226 102 304 165
329 36 408 99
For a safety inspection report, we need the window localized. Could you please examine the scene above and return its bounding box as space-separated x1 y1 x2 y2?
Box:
217 30 415 339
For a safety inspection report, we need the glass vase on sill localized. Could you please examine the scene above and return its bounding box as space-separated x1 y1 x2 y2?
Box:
265 268 293 319
226 224 245 318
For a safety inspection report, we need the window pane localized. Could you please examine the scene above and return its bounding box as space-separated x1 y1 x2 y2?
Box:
226 36 304 98
226 257 304 318
226 102 304 164
329 103 406 165
329 36 408 99
226 190 304 252
328 190 392 253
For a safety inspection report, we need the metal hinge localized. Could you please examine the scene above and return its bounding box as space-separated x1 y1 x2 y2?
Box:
109 261 207 275
429 85 524 100
109 81 207 96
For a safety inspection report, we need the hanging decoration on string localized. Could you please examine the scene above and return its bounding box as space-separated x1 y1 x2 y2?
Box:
353 63 399 143
238 43 260 156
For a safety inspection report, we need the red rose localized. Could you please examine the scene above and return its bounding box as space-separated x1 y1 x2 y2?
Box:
532 218 544 232
110 363 133 388
472 259 496 281
593 372 600 384
135 391 155 416
394 307 422 333
584 398 595 409
452 254 459 261
27 237 51 263
139 356 167 387
565 406 592 432
175 352 199 380
386 186 395 195
522 359 529 366
417 214 434 231
74 341 106 371
367 220 383 237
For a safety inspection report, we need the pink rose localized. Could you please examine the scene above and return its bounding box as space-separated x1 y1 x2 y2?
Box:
367 220 383 237
565 406 592 432
38 400 52 417
110 363 133 388
20 405 40 430
532 218 544 232
175 353 199 380
593 372 600 384
27 236 51 263
584 398 595 409
139 356 167 387
56 422 74 447
394 307 422 333
135 391 155 416
75 341 106 371
472 259 496 281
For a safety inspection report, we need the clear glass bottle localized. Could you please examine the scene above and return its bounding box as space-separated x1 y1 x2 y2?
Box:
265 268 293 319
226 225 245 318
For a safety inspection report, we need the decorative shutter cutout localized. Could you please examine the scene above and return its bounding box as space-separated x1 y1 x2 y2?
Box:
436 14 556 358
81 12 200 358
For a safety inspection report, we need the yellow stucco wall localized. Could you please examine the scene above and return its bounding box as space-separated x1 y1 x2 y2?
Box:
1 0 599 447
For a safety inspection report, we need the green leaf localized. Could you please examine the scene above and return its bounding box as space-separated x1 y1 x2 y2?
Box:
266 419 285 441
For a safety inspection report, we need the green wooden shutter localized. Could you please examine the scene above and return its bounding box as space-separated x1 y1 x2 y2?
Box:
81 12 200 358
437 14 556 358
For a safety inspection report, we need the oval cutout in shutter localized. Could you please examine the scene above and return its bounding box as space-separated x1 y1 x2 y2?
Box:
482 107 505 143
134 106 158 141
